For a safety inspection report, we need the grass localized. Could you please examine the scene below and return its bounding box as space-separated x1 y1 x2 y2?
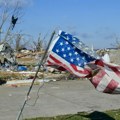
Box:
0 71 67 82
0 71 43 82
0 71 25 81
24 109 120 120
16 56 37 66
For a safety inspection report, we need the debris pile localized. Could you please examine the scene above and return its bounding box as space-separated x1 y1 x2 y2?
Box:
0 43 17 71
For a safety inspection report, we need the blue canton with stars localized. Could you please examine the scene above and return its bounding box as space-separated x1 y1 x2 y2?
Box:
52 31 96 67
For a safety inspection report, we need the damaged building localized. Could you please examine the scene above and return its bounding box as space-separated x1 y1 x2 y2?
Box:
0 43 17 69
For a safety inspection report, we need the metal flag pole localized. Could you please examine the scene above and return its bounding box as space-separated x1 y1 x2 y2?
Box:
16 30 55 120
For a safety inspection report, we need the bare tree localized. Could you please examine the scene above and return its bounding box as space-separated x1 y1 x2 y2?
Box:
10 32 32 52
33 33 44 52
0 0 24 43
111 37 120 49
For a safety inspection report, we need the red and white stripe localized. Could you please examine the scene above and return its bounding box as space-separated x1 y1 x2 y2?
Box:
46 51 90 77
89 60 120 94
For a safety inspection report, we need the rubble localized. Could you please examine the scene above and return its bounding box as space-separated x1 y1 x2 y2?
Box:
0 43 17 70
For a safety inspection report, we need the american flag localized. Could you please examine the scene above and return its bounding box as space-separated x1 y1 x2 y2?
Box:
89 60 120 94
46 30 96 77
46 30 120 94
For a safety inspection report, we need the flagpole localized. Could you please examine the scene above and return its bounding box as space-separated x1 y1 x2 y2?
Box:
16 30 56 120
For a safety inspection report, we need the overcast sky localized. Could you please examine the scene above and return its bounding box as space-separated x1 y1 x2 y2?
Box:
1 0 120 49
